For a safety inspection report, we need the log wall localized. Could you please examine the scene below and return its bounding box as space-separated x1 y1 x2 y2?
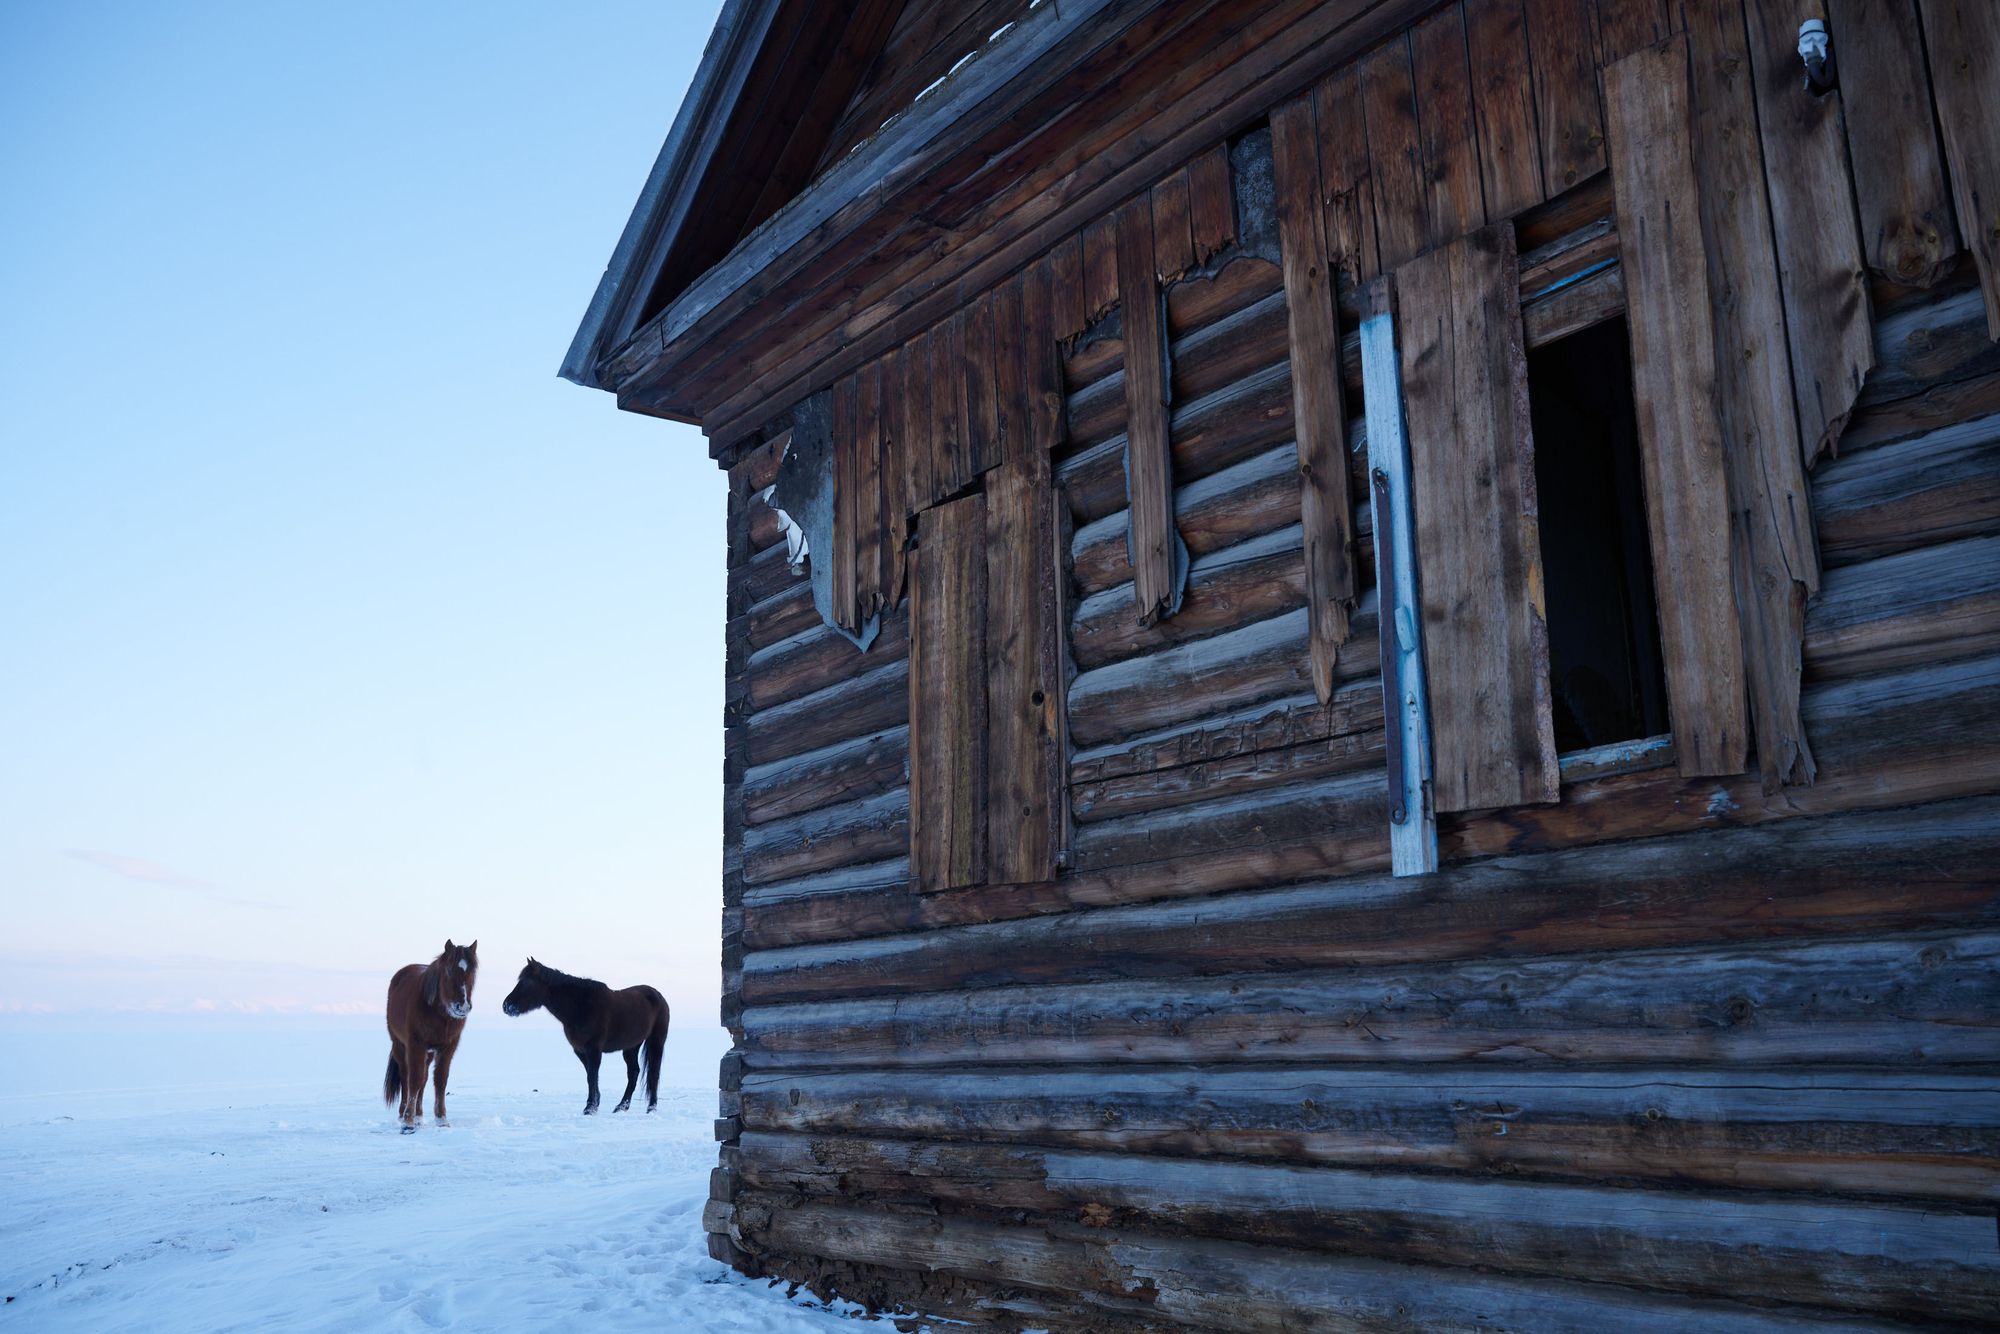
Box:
703 1 2000 1327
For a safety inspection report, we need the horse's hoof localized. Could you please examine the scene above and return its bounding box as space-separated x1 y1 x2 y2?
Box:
400 1125 417 1135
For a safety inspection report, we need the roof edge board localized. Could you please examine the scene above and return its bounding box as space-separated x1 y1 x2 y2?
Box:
560 0 787 390
594 0 1126 401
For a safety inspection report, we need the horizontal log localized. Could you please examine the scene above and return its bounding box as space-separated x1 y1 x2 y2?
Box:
741 1066 2000 1203
740 794 2000 1002
1068 765 1381 873
1815 411 2000 566
1070 520 1377 672
741 928 2000 1072
1839 367 2000 457
746 606 909 713
1067 598 1378 748
742 857 908 909
735 1132 1999 1322
1804 534 2000 681
745 1198 1909 1333
743 583 819 653
1519 260 1625 347
1859 277 2000 409
1071 442 1304 596
746 492 785 553
744 726 907 826
743 657 2000 947
735 540 807 610
746 657 908 768
1059 362 1294 526
742 787 907 887
1071 680 1383 823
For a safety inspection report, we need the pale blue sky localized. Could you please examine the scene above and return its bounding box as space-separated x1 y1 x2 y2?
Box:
1 1 732 1026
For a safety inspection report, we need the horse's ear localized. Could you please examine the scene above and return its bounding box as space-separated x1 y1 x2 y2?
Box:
468 940 478 957
423 966 439 1008
444 938 455 953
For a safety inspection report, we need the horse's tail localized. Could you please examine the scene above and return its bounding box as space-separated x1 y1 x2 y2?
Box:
384 1048 402 1106
642 990 669 1107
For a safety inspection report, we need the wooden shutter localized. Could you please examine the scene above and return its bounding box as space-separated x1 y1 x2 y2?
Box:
909 493 988 890
1604 34 1749 777
909 460 1066 892
1396 222 1558 813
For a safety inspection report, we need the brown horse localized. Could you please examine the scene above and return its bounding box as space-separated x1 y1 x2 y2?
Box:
383 939 477 1133
501 958 669 1114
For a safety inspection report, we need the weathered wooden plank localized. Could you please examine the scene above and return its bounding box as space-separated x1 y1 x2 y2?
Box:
1150 166 1194 283
829 373 859 634
1814 409 2000 564
1358 34 1429 271
745 654 2000 948
1465 0 1547 221
1594 0 1670 65
984 453 1064 884
1920 0 2000 338
746 1197 1928 1334
735 1131 2000 1323
990 270 1028 468
1684 0 1819 789
1270 93 1357 705
1115 195 1185 625
1409 2 1485 247
1185 141 1235 264
1050 231 1087 342
1397 224 1557 811
895 336 933 521
962 288 1002 479
852 358 885 623
1021 254 1066 455
1522 0 1606 194
1361 277 1439 874
908 494 986 889
744 1067 2000 1203
1744 0 1876 464
1312 62 1380 287
1082 212 1120 326
1829 0 1955 286
926 318 962 503
1605 34 1749 777
1858 278 2000 409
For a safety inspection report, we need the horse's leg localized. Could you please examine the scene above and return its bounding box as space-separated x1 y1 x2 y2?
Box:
398 1039 424 1131
613 1048 638 1113
643 1022 665 1112
407 1042 432 1129
576 1047 602 1115
432 1039 456 1125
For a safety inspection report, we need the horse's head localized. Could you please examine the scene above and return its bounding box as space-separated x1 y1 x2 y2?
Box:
502 958 547 1018
425 938 477 1019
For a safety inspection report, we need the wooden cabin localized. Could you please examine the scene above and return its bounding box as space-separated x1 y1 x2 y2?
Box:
564 1 2000 1326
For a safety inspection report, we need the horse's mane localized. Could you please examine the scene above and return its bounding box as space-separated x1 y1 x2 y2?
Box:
536 961 609 996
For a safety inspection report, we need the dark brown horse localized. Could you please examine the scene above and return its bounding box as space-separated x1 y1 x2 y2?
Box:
383 939 477 1133
501 959 669 1114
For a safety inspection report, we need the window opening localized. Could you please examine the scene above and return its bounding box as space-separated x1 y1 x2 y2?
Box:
1527 316 1670 752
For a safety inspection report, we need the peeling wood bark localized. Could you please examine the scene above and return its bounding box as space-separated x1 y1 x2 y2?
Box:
1270 93 1357 705
1396 224 1557 812
1605 34 1749 777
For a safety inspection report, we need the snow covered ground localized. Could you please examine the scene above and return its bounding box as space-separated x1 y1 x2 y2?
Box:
0 1020 879 1331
